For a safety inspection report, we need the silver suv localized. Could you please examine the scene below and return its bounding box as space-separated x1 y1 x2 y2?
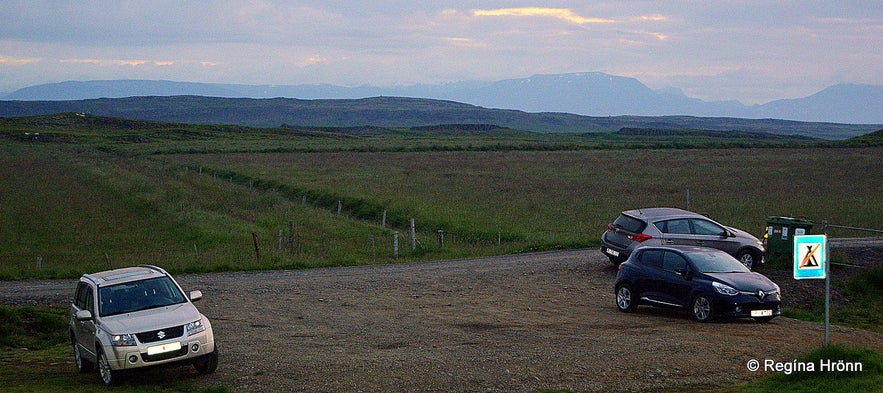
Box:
601 208 765 270
69 265 217 386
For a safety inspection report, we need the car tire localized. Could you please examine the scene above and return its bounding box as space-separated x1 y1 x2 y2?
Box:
615 284 639 313
194 349 219 374
71 335 93 373
736 249 758 271
754 316 775 323
97 348 120 386
691 294 714 322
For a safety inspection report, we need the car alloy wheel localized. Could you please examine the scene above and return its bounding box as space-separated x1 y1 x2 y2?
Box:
97 349 119 386
72 342 91 373
616 285 638 312
737 250 756 270
692 295 713 322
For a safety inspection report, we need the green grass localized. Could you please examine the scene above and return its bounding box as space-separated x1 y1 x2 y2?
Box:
723 345 883 393
2 118 882 279
781 264 883 334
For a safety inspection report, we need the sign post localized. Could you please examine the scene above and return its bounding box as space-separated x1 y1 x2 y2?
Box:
793 234 829 346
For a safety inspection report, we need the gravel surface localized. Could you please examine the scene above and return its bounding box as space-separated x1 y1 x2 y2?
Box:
3 247 882 392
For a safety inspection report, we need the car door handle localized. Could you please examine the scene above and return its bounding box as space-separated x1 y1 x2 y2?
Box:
696 241 705 246
665 239 675 244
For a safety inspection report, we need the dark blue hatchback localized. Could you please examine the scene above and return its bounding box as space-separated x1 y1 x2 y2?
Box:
614 245 781 322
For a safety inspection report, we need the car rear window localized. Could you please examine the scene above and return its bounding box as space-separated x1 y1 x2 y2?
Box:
613 214 646 233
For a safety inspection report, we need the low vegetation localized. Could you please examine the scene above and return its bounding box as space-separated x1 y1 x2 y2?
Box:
0 113 880 392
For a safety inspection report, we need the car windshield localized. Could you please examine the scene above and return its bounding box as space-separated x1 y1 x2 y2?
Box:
686 250 751 273
98 276 187 317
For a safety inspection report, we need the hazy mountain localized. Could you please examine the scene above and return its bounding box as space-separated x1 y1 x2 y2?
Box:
1 95 879 140
3 73 882 124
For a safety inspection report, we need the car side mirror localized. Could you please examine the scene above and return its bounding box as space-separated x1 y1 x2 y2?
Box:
675 268 691 280
75 310 93 321
189 290 203 302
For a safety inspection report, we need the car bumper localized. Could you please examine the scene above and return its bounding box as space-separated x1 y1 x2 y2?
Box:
104 326 215 370
712 294 781 319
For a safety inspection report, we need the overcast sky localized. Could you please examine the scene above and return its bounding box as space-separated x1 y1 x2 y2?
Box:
1 1 880 104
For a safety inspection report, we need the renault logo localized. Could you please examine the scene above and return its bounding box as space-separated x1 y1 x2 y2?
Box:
157 330 166 339
757 290 765 299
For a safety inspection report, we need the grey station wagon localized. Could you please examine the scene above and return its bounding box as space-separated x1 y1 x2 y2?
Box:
600 208 765 270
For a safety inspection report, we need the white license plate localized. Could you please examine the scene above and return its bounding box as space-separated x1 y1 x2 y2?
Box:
605 248 620 257
751 309 773 317
147 342 182 356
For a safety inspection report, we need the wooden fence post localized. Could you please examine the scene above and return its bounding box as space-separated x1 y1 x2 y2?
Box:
381 210 387 228
393 231 399 258
36 256 43 270
337 201 342 215
252 232 261 262
437 230 444 249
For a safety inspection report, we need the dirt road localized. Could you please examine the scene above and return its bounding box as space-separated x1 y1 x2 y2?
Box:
3 249 882 392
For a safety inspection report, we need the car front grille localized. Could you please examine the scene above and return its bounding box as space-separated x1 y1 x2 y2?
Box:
136 325 184 344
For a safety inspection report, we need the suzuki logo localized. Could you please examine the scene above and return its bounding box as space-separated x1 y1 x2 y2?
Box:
157 331 166 339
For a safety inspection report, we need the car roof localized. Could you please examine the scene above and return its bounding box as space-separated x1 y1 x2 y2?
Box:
637 245 728 254
622 207 706 222
82 265 168 287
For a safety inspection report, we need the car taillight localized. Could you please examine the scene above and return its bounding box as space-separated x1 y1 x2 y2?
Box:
606 223 616 231
627 233 653 243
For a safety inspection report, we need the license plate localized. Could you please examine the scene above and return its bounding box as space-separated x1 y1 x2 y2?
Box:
147 342 182 356
751 309 773 317
605 248 620 257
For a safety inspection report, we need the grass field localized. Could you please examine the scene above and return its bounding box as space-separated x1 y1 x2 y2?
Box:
1 114 881 279
1 114 881 392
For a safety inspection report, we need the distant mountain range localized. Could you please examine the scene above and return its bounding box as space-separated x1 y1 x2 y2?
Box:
4 72 882 124
1 95 879 140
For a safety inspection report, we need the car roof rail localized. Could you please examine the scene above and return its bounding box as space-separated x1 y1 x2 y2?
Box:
138 264 168 275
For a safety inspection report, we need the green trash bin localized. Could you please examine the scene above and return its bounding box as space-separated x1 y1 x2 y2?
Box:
765 216 814 256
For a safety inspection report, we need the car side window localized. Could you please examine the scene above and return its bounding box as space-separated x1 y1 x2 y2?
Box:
75 282 94 313
638 250 663 269
656 219 690 234
691 219 725 236
662 251 688 272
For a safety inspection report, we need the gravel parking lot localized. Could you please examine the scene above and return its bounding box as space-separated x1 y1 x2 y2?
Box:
3 248 882 392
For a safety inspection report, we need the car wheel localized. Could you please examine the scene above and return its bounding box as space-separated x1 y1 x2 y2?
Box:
615 284 639 313
692 294 714 322
71 336 93 373
97 348 120 386
194 349 219 374
754 316 775 323
737 250 757 270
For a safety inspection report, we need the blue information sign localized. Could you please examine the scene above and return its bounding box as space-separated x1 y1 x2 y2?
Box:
793 235 826 280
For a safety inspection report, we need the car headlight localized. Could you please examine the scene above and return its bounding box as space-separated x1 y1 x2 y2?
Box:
713 281 739 296
185 319 205 336
111 333 137 347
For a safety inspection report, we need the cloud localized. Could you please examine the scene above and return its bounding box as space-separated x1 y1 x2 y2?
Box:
58 58 159 67
472 7 614 24
0 55 39 65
